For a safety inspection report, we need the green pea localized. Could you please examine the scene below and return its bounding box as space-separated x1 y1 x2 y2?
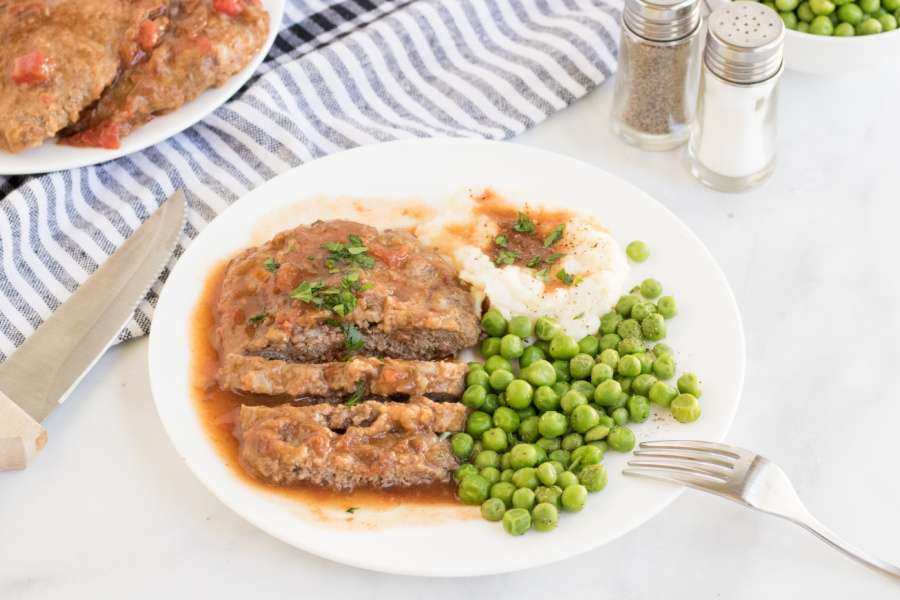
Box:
607 425 636 452
534 339 551 354
557 471 579 489
534 486 563 508
598 348 620 369
482 393 499 414
617 337 644 355
570 380 595 398
560 390 588 414
481 308 507 337
837 1 864 20
798 0 816 19
797 19 811 30
551 381 570 398
859 0 879 11
631 302 657 323
590 363 614 385
614 384 631 403
466 369 490 388
781 9 799 28
579 464 608 493
519 345 546 368
561 484 588 512
480 467 501 484
611 407 630 427
480 337 501 358
532 502 559 532
599 311 623 335
584 423 610 442
502 507 531 535
570 444 603 469
763 2 775 9
536 437 561 452
811 0 836 13
834 19 857 31
536 461 558 486
520 359 557 387
474 450 500 469
509 443 539 469
518 415 540 442
636 352 654 374
599 333 621 352
652 343 674 358
486 369 512 392
649 381 678 407
534 317 563 341
531 387 558 413
548 450 570 469
653 355 675 380
878 12 897 28
481 498 506 521
597 415 615 429
617 355 641 377
505 379 534 409
458 474 490 505
450 433 474 459
491 481 516 506
671 393 702 423
656 296 677 319
548 334 579 360
512 487 536 510
810 13 835 30
641 314 667 341
538 411 568 438
616 318 642 340
497 334 522 359
677 372 702 398
466 411 492 438
563 353 591 381
561 432 584 452
886 0 899 10
858 15 883 31
468 361 484 371
552 359 571 383
454 464 478 482
632 373 658 396
625 240 650 263
627 395 650 423
577 335 600 357
492 406 520 433
588 440 608 454
462 384 487 409
570 404 601 433
776 0 801 8
515 406 536 420
482 427 509 452
593 378 622 407
508 315 533 339
615 293 641 317
511 467 539 490
500 469 514 483
484 354 512 374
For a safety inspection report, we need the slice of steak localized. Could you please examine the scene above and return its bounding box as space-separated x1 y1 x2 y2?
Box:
215 220 480 363
60 0 269 148
218 354 467 401
236 396 467 489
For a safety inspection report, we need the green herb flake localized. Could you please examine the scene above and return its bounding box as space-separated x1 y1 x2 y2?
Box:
345 380 366 407
263 257 280 272
513 212 536 234
573 312 584 320
346 507 359 514
322 235 376 271
495 234 509 248
494 249 519 266
341 322 364 352
526 256 543 268
536 268 550 283
556 269 576 286
546 252 564 265
248 312 268 324
543 224 566 248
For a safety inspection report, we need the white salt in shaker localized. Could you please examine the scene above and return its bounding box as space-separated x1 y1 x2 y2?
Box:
687 1 785 192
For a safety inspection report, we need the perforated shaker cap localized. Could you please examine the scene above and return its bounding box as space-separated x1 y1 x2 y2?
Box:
623 0 701 42
706 1 785 84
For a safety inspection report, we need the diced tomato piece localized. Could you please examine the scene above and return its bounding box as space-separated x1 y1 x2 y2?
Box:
61 122 122 149
11 51 50 85
138 20 159 51
213 0 243 16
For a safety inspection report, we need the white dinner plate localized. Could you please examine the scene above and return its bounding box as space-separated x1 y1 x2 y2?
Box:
148 138 745 577
0 0 284 176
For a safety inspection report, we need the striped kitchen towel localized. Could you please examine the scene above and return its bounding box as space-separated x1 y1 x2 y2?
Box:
0 0 622 362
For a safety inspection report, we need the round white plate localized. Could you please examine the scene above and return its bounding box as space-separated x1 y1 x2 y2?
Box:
0 0 284 176
149 138 745 577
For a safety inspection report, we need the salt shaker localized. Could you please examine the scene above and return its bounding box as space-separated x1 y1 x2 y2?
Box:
687 1 785 192
610 0 703 151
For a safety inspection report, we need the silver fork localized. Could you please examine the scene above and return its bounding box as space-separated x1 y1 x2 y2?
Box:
624 440 900 580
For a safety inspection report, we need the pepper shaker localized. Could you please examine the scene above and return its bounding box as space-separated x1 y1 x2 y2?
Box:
610 0 703 151
687 1 785 192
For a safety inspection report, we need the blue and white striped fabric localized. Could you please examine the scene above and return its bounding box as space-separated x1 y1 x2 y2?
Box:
0 0 622 362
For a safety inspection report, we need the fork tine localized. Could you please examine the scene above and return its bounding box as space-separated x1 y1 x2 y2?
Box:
633 449 735 469
638 440 744 459
626 459 730 481
623 465 726 491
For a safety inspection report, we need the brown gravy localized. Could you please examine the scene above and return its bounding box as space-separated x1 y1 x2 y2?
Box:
190 261 457 512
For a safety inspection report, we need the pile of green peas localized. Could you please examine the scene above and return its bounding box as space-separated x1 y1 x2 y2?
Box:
452 278 703 535
755 0 899 36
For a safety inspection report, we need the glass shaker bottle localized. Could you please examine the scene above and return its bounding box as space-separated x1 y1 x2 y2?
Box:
688 1 785 192
610 0 703 151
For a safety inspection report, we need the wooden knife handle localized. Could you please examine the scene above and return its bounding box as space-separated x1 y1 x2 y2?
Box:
0 389 46 471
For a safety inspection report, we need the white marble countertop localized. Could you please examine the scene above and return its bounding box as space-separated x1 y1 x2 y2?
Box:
3 68 900 599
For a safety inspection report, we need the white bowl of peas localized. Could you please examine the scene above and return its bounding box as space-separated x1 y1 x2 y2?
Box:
742 0 900 73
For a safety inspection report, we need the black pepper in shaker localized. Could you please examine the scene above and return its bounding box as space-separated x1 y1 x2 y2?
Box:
610 0 703 151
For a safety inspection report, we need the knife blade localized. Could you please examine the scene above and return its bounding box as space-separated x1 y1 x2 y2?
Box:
0 190 186 470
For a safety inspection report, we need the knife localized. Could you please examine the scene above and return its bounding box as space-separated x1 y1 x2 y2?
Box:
0 191 186 471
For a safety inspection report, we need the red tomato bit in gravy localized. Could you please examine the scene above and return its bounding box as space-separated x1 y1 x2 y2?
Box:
11 51 51 85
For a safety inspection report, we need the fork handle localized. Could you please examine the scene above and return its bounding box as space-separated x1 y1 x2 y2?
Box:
786 512 900 580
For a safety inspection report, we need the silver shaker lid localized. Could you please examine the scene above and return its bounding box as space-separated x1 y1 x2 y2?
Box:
623 0 701 42
705 1 785 84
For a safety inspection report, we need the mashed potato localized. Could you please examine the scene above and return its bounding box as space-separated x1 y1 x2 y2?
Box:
418 191 628 340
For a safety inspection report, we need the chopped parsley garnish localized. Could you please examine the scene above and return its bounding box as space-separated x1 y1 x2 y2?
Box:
345 507 359 514
574 312 584 320
495 234 508 248
248 312 268 324
290 271 372 317
513 211 536 234
322 234 375 272
546 252 564 264
341 322 364 352
526 256 543 268
556 269 582 286
494 249 519 266
543 224 565 247
535 268 550 283
263 257 280 272
345 380 366 407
